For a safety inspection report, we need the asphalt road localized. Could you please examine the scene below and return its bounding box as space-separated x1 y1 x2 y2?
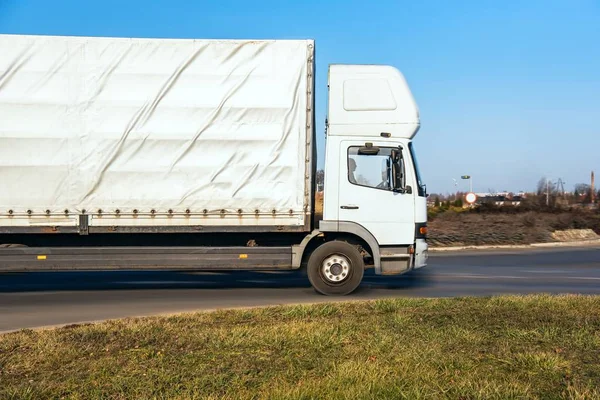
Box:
1 246 599 333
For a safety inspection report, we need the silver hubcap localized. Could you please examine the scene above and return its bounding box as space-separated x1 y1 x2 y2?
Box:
321 254 351 283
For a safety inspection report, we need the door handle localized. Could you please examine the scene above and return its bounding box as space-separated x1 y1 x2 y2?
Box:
341 205 359 210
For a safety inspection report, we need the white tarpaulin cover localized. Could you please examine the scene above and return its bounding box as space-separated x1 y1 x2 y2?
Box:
0 34 313 227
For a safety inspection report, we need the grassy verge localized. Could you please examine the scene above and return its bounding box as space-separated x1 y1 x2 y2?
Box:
2 295 600 399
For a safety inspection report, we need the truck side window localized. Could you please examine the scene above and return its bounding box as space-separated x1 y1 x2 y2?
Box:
348 147 394 191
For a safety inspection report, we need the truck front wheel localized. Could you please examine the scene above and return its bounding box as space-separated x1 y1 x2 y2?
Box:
307 241 364 296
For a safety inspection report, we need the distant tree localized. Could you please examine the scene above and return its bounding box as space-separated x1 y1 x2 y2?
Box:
536 177 557 197
574 183 589 194
434 196 440 207
316 169 324 183
316 169 325 191
536 177 558 208
454 198 463 208
574 183 591 204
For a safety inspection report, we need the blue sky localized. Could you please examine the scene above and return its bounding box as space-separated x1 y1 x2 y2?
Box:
1 0 599 194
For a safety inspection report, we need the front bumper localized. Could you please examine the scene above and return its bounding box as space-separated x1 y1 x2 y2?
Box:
414 238 428 269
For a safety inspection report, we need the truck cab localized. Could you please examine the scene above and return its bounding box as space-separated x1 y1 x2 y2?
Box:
307 65 428 293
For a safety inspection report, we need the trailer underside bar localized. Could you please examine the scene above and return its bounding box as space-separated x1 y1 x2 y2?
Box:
0 246 293 272
0 225 307 235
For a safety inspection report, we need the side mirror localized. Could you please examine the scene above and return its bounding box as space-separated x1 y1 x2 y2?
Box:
393 185 412 194
393 169 402 191
392 149 407 193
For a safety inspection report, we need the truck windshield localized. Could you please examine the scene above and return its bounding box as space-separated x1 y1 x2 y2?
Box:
408 142 426 197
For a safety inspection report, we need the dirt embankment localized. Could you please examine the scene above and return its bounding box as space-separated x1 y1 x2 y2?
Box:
428 209 600 247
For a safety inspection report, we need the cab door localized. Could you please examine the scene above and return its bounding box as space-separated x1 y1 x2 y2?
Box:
337 141 415 245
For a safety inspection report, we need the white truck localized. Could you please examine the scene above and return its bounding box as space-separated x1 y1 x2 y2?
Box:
0 34 428 295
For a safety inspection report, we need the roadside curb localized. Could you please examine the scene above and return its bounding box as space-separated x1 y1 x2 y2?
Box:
429 239 600 252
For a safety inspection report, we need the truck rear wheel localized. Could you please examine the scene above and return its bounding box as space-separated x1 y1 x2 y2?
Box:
307 241 364 296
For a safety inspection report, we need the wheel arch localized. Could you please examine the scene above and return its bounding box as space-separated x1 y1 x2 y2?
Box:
292 221 381 273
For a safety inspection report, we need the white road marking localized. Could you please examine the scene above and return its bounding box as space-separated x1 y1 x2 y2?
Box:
571 277 600 281
436 273 523 279
435 273 600 280
521 270 571 274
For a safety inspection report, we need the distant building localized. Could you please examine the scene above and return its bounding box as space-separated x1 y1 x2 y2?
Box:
474 192 525 206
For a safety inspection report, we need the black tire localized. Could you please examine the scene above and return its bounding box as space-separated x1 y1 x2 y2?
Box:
307 240 364 296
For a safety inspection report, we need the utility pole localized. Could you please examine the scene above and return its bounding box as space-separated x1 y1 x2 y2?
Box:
546 178 549 206
452 179 457 201
461 175 472 193
592 171 596 204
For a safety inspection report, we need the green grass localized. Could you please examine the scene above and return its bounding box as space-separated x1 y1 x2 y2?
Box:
2 295 600 399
